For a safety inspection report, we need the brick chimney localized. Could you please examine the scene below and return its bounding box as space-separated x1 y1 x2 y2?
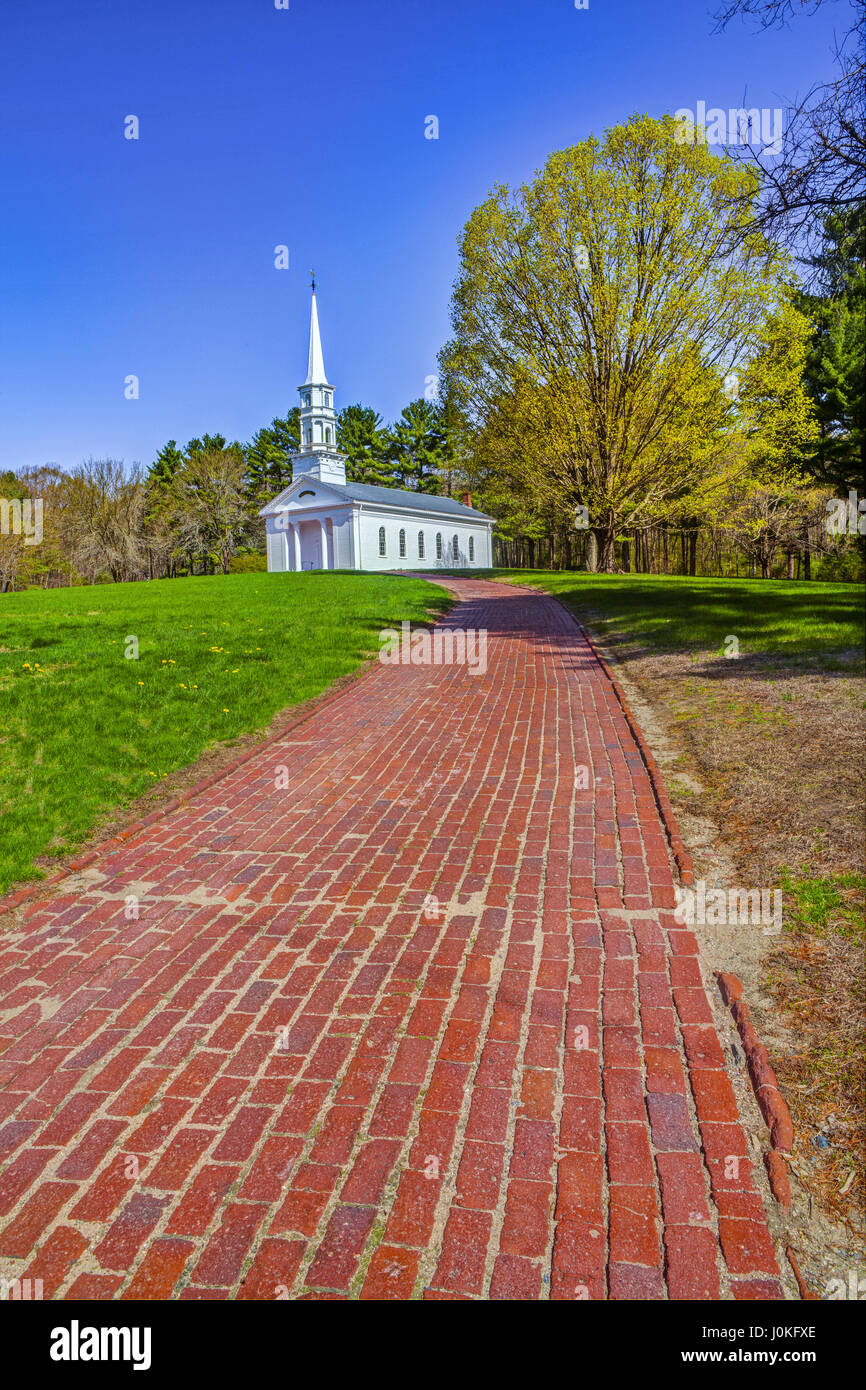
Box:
461 492 472 508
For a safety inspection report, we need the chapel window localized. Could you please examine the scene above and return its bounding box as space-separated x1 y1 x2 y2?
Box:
399 529 406 558
379 526 386 557
418 531 425 558
436 532 442 560
469 536 475 562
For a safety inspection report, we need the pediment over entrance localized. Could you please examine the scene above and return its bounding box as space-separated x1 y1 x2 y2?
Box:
260 477 352 516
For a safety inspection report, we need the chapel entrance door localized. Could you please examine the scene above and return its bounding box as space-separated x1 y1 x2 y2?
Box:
299 520 322 570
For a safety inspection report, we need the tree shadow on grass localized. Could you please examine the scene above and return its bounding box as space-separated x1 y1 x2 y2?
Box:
444 581 865 681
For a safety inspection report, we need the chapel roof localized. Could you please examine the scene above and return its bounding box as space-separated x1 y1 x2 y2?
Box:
262 480 494 521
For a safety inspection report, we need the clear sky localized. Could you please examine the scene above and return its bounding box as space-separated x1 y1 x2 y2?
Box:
0 0 846 473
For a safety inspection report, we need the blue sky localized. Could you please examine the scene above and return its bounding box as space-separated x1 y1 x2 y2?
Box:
0 0 845 472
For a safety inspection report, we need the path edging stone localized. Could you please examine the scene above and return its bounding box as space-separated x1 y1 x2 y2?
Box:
716 969 798 1224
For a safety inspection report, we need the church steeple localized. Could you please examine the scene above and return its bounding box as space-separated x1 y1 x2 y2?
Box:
305 280 327 386
293 281 346 486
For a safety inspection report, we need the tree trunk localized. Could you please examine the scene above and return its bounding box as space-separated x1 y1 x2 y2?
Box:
584 531 598 572
662 525 669 575
688 528 698 577
621 538 631 572
786 551 795 580
594 527 616 573
801 524 811 580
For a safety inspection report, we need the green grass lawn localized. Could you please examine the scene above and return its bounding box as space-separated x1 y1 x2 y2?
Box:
491 571 866 657
0 571 450 894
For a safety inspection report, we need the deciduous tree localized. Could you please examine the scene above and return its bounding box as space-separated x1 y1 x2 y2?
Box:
440 115 787 570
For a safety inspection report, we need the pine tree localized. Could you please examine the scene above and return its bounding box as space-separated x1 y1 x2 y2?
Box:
148 440 184 491
798 204 865 493
245 411 300 504
384 399 445 493
337 404 390 485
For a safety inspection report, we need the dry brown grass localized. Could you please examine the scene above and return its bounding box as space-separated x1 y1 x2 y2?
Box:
605 637 865 1225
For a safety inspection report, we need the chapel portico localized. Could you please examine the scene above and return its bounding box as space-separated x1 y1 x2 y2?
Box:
274 514 337 570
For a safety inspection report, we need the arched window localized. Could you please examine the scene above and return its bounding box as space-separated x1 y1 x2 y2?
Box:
452 534 459 560
435 532 443 560
418 531 425 558
378 526 386 557
325 427 332 445
469 536 475 562
304 427 311 445
399 529 406 558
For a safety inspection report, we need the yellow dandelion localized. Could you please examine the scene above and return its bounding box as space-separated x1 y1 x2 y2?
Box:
137 681 144 686
222 708 229 713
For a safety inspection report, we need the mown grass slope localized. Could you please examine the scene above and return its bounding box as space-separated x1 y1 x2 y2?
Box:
493 570 865 657
0 570 450 892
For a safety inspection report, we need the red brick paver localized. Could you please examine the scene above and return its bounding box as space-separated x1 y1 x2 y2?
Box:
0 578 784 1299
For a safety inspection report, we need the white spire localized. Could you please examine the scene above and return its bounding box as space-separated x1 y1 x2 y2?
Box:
305 289 327 385
293 280 345 486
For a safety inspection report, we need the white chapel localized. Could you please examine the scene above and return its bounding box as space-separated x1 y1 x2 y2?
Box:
259 289 495 572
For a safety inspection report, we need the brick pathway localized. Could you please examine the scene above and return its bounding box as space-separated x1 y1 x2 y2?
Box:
0 578 785 1300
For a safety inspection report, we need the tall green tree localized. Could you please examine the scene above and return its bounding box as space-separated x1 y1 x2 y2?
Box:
440 115 788 569
384 398 445 492
797 204 865 493
148 440 185 491
167 446 253 574
337 404 390 485
728 298 820 576
245 410 300 503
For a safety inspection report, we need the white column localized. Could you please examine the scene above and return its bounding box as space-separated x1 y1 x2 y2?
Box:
291 522 301 571
319 518 329 570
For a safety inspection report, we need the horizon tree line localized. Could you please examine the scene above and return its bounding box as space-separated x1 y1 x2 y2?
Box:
0 397 462 589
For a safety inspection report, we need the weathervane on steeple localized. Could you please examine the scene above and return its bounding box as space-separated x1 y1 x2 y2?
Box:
310 268 316 293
